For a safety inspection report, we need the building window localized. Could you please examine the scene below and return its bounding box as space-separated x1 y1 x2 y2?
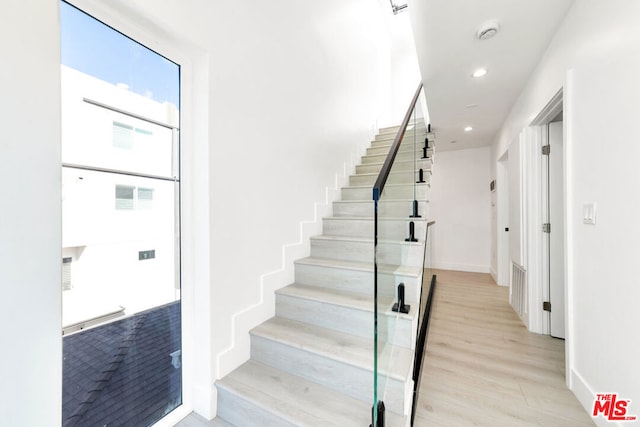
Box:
60 1 181 425
112 122 134 149
115 185 135 210
113 121 154 150
137 187 154 209
115 185 154 210
135 127 153 137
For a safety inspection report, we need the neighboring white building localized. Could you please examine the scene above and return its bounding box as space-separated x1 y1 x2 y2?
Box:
61 65 180 330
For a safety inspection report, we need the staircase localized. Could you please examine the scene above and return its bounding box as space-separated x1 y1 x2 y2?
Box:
214 125 433 426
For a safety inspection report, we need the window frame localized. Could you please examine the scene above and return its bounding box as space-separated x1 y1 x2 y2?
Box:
59 0 211 424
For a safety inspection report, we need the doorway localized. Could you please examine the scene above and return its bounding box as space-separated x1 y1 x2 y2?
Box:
531 88 565 339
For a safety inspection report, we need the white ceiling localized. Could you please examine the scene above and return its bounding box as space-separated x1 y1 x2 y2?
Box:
407 0 574 151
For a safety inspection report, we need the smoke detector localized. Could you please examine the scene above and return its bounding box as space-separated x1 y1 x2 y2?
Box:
476 21 500 40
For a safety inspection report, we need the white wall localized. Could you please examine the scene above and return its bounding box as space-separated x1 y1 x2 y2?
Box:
490 0 640 418
0 0 62 424
123 3 405 418
385 12 423 127
0 0 421 421
429 147 491 273
566 37 640 424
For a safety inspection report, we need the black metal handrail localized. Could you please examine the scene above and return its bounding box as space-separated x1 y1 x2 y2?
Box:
372 82 424 201
410 220 436 426
411 270 436 426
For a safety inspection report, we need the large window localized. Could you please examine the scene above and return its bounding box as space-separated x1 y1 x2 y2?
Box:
60 2 182 425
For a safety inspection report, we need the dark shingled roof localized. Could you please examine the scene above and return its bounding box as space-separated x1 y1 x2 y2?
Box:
63 301 182 427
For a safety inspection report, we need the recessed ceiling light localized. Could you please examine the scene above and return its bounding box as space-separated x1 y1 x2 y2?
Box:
464 126 473 132
472 68 487 78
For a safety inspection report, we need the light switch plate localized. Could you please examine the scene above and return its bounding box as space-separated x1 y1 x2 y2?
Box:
583 203 596 225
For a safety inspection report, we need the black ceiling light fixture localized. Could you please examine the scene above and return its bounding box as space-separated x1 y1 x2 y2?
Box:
389 0 408 14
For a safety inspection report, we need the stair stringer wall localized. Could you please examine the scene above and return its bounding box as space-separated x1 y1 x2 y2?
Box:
214 137 372 384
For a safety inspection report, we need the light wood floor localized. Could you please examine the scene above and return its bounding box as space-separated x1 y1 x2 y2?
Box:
414 269 594 427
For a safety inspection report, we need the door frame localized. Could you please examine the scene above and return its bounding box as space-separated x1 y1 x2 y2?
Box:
529 89 563 337
496 87 571 385
545 120 565 339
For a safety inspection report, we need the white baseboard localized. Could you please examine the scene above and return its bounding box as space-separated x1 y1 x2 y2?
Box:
570 368 621 427
192 384 216 421
433 261 490 274
489 267 498 283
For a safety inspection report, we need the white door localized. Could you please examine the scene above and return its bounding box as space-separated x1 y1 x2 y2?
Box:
497 154 510 286
508 136 524 268
548 121 565 338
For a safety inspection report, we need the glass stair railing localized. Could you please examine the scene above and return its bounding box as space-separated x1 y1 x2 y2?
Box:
371 82 436 426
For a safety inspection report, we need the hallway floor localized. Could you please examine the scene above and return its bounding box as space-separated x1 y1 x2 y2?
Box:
414 269 594 426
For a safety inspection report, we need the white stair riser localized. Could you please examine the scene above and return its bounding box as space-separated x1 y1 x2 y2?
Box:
376 128 401 136
367 140 434 154
356 161 431 175
341 184 429 201
293 263 420 302
362 150 434 165
275 294 414 348
216 387 298 427
250 335 409 415
378 308 417 349
378 240 425 268
323 218 427 240
369 140 436 150
374 129 426 141
376 127 425 135
310 238 425 268
367 144 429 157
366 146 424 158
333 200 428 218
370 136 433 148
350 172 430 186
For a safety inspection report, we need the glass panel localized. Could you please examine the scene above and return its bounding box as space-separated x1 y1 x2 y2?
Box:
61 169 181 425
60 0 179 179
60 2 179 107
373 88 429 424
418 222 436 339
60 2 181 426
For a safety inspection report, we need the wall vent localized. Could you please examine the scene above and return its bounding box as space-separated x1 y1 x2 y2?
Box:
510 262 527 320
